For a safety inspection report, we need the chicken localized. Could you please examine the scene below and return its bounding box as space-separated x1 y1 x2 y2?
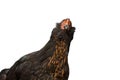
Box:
0 18 75 80
0 69 9 80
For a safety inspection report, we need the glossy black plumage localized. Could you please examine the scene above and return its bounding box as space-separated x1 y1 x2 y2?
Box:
0 19 75 80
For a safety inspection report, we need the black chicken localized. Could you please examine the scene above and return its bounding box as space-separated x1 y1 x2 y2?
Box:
0 18 75 80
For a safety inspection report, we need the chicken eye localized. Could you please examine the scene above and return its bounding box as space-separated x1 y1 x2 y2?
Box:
64 25 69 29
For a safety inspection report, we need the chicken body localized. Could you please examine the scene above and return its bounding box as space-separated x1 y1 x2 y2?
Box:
0 19 75 80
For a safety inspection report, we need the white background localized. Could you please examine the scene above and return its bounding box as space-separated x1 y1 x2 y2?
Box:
0 0 120 80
